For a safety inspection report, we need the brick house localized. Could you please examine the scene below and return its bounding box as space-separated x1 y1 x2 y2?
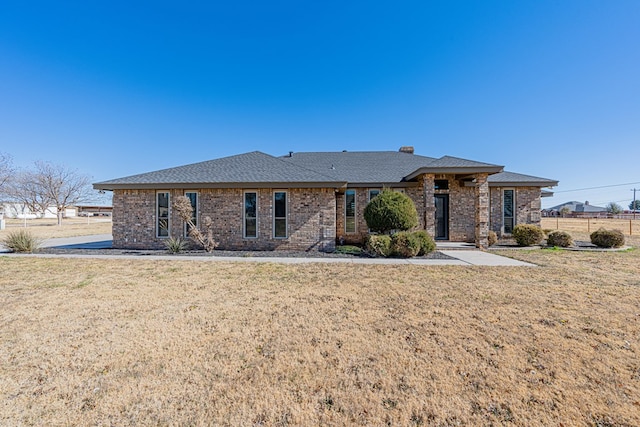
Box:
93 147 557 251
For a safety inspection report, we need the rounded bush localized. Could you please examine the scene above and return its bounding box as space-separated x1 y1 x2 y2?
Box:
487 230 498 246
512 224 544 247
364 189 418 234
391 231 421 258
590 228 625 248
414 230 436 256
364 234 392 257
546 231 573 248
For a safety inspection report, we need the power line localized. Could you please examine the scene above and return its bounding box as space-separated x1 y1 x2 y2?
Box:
554 181 640 193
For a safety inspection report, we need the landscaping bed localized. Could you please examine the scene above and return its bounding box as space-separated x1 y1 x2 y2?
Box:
37 246 457 260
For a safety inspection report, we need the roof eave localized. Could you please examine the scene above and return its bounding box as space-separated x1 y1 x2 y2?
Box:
404 166 504 181
93 181 348 191
488 181 559 187
345 182 421 188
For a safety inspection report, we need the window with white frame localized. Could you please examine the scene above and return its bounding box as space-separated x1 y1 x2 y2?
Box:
184 192 198 237
368 189 380 201
157 192 170 238
274 191 287 238
345 189 356 233
244 191 258 238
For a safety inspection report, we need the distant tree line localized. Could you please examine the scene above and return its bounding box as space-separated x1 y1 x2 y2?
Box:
0 152 97 225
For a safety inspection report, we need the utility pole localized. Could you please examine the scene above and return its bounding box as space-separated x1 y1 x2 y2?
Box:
632 188 638 220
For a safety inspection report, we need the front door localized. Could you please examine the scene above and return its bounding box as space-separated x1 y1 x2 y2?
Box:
434 194 449 240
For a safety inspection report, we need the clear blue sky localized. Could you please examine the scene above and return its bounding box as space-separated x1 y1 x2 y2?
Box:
1 1 639 208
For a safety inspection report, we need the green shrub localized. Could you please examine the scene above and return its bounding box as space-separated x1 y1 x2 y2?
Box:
546 231 573 248
335 245 363 256
391 231 421 258
164 236 188 253
364 189 418 234
487 230 498 246
1 229 42 253
414 230 436 256
364 234 392 257
590 228 625 248
512 224 544 246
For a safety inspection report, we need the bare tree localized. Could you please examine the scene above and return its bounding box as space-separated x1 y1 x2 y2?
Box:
0 152 14 198
7 161 94 225
6 170 52 219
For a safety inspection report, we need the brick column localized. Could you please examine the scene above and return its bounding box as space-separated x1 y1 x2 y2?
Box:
423 174 436 236
475 173 489 249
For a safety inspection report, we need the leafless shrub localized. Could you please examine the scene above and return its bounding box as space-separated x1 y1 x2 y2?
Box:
173 196 218 252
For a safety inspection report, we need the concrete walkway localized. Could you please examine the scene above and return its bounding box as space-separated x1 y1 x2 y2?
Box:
40 234 113 249
0 234 535 266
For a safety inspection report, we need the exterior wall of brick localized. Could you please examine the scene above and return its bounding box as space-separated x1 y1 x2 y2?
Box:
336 188 379 245
112 187 336 251
112 189 157 249
336 186 423 245
489 187 543 236
112 183 544 250
445 176 476 242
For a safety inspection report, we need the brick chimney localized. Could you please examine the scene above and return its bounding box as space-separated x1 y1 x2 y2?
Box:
399 146 414 154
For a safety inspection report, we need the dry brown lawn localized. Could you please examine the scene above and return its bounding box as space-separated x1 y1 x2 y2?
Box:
542 217 640 237
1 248 639 426
0 218 112 240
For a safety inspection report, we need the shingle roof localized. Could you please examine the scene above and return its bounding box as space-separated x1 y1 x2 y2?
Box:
487 171 559 187
280 151 437 183
547 201 606 212
428 156 501 168
94 150 557 190
94 151 344 190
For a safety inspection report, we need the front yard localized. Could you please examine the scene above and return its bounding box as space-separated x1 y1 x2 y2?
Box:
0 248 638 426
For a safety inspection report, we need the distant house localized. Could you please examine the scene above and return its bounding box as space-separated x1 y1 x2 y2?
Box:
94 147 558 251
546 201 607 217
75 205 113 217
0 203 76 219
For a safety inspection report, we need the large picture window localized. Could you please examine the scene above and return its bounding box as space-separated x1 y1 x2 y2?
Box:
503 189 515 234
274 191 287 238
184 192 198 237
244 192 258 238
157 192 170 238
345 189 356 233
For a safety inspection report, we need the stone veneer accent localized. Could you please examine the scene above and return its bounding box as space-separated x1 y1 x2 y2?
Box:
489 187 542 236
112 188 336 251
474 173 489 249
334 175 483 245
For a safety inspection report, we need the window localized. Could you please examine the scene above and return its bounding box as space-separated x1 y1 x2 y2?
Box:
368 189 380 201
274 191 287 238
503 189 515 234
244 192 258 238
345 189 356 233
157 192 170 238
184 192 198 237
435 180 449 190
